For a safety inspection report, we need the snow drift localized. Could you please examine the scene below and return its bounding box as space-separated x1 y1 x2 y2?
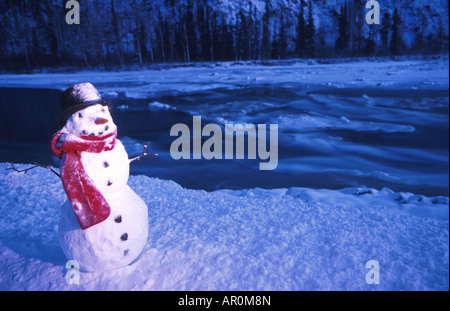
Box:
0 162 447 291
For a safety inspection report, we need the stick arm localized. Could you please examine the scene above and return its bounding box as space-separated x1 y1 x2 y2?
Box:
129 141 158 164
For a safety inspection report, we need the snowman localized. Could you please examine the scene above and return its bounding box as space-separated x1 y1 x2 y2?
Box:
51 83 149 272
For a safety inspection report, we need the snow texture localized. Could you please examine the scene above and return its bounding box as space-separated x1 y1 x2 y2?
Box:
70 83 101 103
0 162 448 290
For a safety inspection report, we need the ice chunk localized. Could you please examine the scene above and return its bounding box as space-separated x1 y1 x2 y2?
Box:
148 101 176 111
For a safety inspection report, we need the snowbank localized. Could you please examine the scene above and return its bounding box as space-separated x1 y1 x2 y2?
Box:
0 163 448 290
0 58 448 98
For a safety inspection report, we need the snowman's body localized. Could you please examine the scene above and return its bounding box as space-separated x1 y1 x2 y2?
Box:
56 103 148 272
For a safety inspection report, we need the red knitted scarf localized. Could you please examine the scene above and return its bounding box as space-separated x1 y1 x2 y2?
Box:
51 130 117 230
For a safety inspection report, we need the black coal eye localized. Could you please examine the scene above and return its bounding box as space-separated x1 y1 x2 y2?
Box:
78 113 83 118
82 130 87 135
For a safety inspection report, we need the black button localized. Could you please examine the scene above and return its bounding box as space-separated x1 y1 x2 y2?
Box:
120 233 128 241
104 161 109 168
107 180 113 186
114 215 122 223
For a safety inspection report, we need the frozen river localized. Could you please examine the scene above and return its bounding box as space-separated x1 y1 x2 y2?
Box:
0 58 448 196
116 84 449 196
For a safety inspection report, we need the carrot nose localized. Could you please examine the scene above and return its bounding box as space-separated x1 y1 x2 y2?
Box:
95 117 108 125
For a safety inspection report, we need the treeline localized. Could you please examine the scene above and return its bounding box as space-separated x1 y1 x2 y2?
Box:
0 0 448 72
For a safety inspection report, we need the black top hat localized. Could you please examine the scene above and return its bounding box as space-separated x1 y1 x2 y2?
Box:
59 82 113 126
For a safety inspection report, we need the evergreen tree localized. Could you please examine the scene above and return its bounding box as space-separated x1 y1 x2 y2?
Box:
390 8 401 55
248 2 260 60
185 0 198 62
364 28 376 56
214 15 234 61
237 10 249 60
157 9 167 62
305 1 315 58
335 5 349 56
110 0 124 66
272 12 287 59
262 0 271 60
380 12 391 56
197 1 212 61
296 0 307 58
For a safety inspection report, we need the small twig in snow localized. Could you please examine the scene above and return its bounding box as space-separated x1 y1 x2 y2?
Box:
7 162 61 179
129 142 158 163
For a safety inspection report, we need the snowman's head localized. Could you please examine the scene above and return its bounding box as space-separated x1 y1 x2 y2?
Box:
64 104 117 137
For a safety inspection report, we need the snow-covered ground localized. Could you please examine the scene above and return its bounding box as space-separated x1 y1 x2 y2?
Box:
0 58 448 290
0 58 448 96
0 162 448 290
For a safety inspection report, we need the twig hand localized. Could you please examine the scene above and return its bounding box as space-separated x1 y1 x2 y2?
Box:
7 162 61 179
129 142 158 163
